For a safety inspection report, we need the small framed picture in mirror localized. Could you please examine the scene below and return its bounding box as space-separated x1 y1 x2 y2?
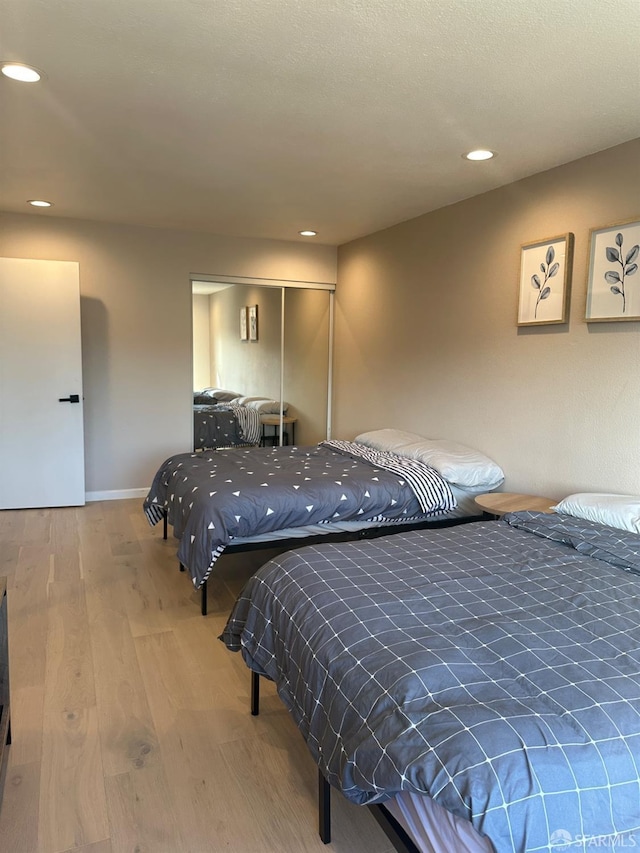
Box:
248 305 258 341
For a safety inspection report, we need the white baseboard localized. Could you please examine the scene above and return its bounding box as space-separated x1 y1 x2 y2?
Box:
85 488 149 502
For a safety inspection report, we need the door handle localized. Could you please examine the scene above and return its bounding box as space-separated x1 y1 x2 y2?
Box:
58 394 80 403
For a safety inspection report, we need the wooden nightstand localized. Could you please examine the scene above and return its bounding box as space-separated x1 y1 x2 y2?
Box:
475 492 556 518
260 415 297 446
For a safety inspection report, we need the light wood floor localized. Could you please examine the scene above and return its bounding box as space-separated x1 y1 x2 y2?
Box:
0 499 396 853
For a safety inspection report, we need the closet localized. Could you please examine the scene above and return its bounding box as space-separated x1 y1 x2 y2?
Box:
191 275 334 447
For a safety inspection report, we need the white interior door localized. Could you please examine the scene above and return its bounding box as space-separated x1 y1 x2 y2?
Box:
0 258 85 508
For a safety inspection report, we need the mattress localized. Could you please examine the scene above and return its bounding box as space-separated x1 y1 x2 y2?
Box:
385 791 494 853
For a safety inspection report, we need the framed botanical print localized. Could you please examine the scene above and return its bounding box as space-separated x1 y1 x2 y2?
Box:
248 304 258 341
585 218 640 322
517 233 574 326
240 307 248 340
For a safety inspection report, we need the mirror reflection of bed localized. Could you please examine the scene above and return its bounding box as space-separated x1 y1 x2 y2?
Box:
192 389 297 450
192 278 331 450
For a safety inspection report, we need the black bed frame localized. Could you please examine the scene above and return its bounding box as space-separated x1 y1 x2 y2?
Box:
163 510 483 615
250 670 419 852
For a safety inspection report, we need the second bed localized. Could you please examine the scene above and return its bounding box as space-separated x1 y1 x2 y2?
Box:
143 430 505 612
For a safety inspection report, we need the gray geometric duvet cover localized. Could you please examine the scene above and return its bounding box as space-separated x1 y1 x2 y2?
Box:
193 404 244 449
144 442 455 588
221 512 640 853
193 403 261 450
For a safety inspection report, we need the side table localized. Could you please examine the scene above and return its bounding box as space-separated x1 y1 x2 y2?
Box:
260 415 297 447
475 492 557 519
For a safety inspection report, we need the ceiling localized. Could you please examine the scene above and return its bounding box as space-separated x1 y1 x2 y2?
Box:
1 0 639 246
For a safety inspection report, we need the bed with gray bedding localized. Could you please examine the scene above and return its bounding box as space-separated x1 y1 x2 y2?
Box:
193 402 262 450
221 511 640 853
143 441 459 589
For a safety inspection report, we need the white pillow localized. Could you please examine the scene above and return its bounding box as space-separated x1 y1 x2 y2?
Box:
552 493 640 533
354 429 504 490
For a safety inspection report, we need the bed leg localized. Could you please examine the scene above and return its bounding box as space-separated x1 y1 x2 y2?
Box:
251 671 260 716
179 562 185 572
163 510 168 540
201 580 207 616
319 769 331 844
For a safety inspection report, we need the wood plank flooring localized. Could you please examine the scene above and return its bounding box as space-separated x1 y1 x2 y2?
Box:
0 500 395 853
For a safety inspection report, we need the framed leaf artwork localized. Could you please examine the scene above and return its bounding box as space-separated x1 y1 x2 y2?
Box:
248 304 258 341
517 233 574 326
585 218 640 322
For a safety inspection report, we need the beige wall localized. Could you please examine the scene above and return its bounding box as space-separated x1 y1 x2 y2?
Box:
283 288 331 445
209 285 283 401
3 140 638 499
208 284 332 445
334 139 640 498
0 213 337 494
192 294 211 390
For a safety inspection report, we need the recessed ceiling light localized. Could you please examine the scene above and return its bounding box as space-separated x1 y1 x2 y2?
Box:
299 230 317 237
1 62 43 83
464 149 496 161
27 199 53 208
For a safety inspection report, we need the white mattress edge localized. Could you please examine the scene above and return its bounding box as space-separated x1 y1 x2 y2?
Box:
383 791 495 853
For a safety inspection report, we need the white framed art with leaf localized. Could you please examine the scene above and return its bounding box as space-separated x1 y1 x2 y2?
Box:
517 233 574 326
248 304 258 341
585 218 640 322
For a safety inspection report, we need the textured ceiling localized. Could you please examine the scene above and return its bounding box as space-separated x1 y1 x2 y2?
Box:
1 0 639 246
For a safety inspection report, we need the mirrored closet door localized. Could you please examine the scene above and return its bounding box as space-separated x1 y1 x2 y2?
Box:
192 276 334 450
